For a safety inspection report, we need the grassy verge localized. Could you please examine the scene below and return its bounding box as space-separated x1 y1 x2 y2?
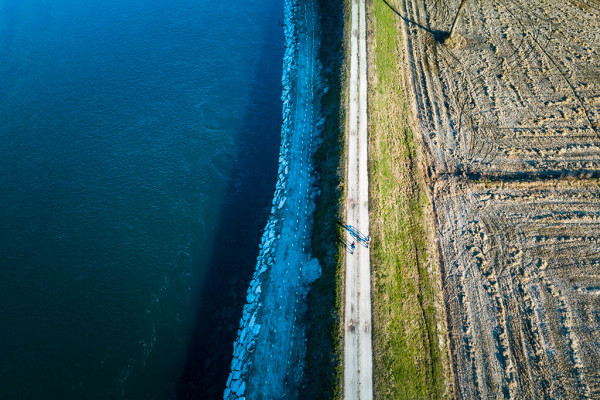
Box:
368 0 451 398
302 0 347 398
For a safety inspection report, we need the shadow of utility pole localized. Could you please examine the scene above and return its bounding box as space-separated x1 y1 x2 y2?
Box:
381 0 450 43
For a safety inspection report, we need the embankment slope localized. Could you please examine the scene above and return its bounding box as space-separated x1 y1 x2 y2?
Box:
368 0 452 398
223 0 325 398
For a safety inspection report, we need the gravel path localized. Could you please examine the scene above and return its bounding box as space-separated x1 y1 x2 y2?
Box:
344 0 373 397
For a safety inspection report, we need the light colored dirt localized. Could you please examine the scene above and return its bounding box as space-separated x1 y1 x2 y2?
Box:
403 0 600 178
435 178 600 399
396 0 600 398
344 0 373 398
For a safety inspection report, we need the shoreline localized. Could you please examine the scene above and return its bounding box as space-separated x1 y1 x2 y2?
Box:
223 0 325 398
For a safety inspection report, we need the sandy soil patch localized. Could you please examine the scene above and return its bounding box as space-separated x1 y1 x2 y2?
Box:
397 0 600 398
435 179 600 398
404 0 600 177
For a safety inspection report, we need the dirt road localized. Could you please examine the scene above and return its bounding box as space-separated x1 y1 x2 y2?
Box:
344 0 373 398
397 0 600 398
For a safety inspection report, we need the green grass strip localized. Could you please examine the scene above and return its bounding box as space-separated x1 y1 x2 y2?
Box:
369 0 450 398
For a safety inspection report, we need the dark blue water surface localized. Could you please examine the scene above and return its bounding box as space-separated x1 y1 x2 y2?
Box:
0 0 283 398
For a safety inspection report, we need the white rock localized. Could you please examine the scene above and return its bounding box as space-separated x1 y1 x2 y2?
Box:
231 358 241 372
231 379 241 394
246 301 258 314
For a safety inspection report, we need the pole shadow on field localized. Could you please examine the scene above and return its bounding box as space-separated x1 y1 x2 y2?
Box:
337 220 370 248
381 0 449 43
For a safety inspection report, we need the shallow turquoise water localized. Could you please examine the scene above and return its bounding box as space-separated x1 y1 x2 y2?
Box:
0 0 283 398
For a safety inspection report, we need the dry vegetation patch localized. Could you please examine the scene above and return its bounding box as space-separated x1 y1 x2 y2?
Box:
435 179 600 398
404 0 600 177
394 0 600 398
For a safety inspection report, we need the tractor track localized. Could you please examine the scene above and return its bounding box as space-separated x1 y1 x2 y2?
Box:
395 0 600 397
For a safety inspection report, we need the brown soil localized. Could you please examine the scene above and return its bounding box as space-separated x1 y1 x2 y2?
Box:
397 0 600 398
406 0 600 178
435 178 600 398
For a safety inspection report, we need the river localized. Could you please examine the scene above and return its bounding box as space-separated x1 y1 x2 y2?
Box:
0 0 284 398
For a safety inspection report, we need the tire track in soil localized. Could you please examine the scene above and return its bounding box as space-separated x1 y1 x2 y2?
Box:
397 0 600 397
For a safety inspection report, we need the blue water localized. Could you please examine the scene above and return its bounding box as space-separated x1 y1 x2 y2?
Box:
0 0 283 398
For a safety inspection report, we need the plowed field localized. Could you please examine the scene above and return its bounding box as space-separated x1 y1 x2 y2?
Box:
436 179 600 398
405 0 600 177
397 0 600 398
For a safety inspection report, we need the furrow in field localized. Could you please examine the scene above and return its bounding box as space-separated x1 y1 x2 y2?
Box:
396 0 600 397
408 0 600 176
434 180 600 398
